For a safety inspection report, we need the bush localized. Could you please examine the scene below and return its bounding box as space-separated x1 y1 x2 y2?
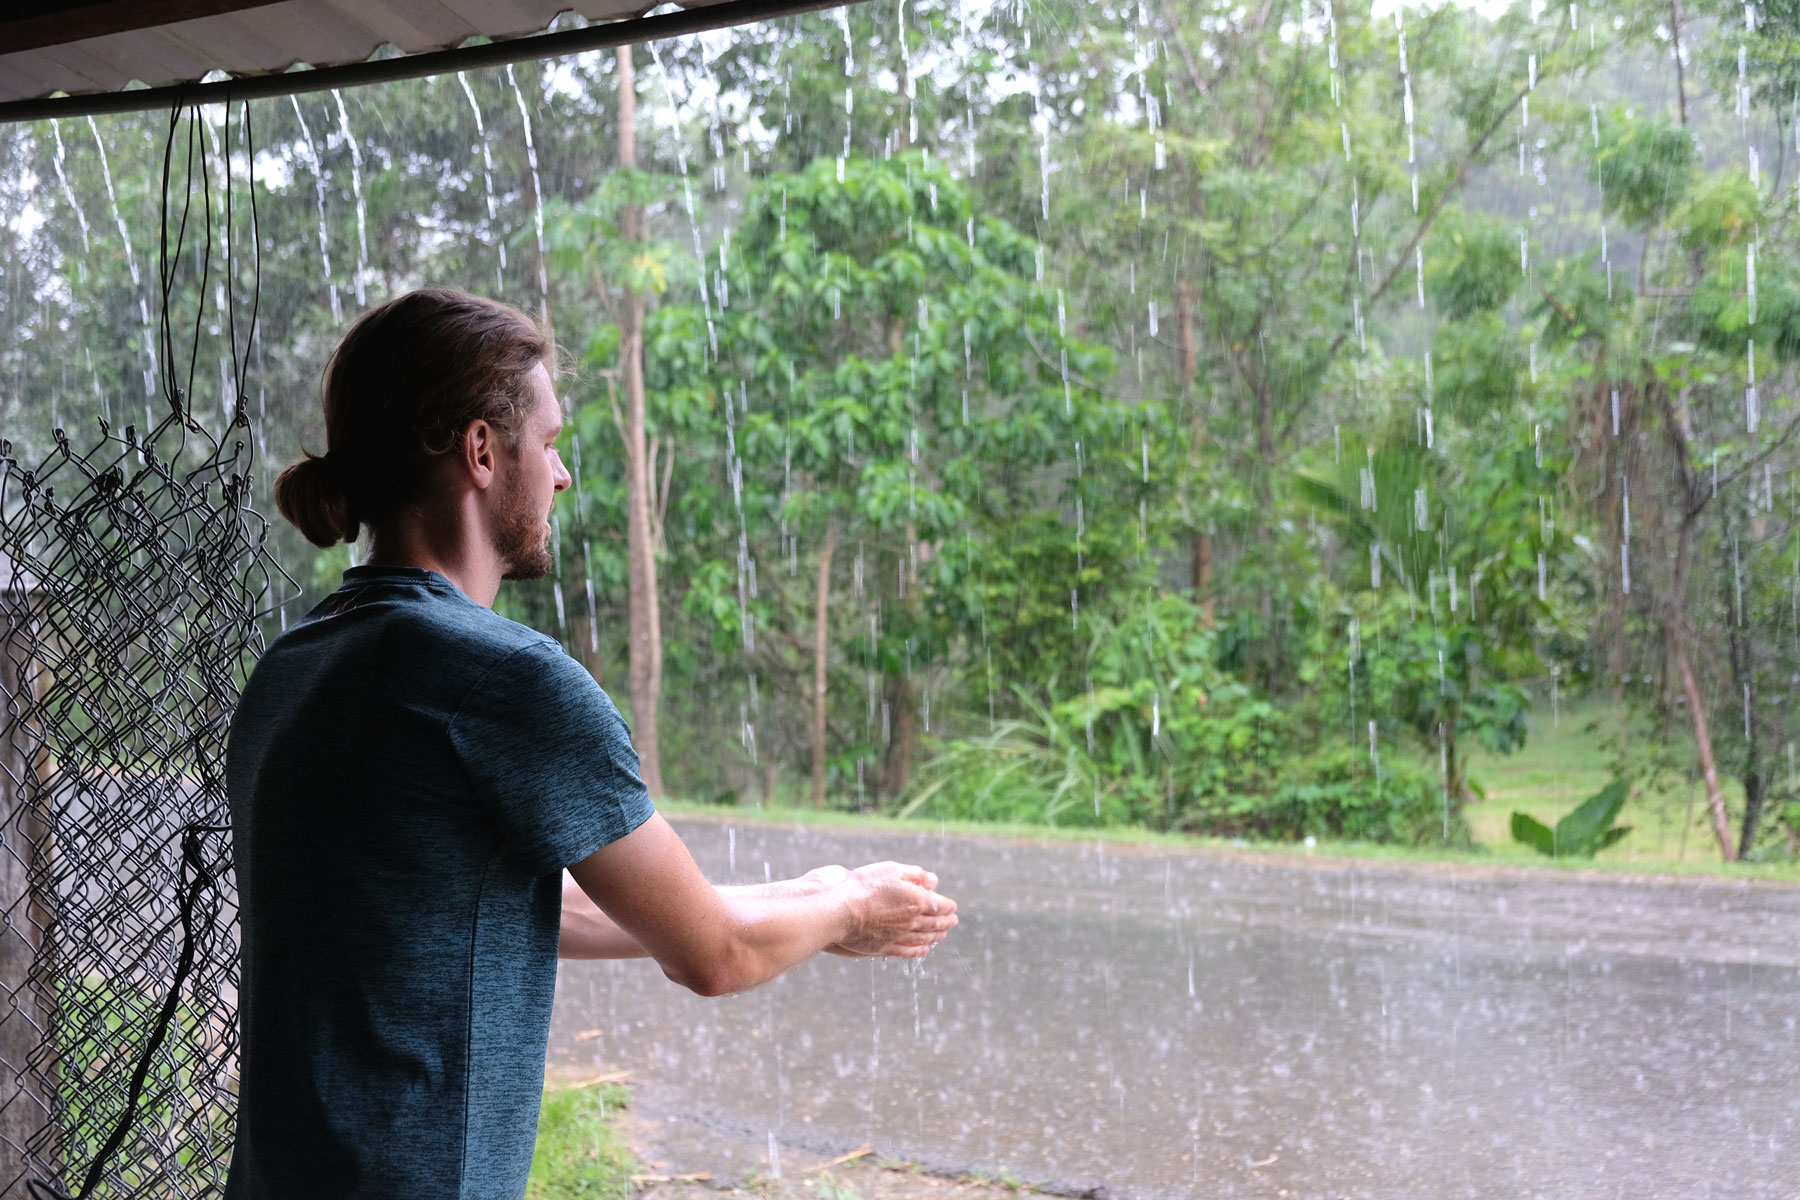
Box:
1268 745 1457 844
1510 778 1632 858
904 592 1461 844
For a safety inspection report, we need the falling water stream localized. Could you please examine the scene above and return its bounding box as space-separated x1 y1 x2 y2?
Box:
289 95 341 322
84 115 157 403
457 71 508 296
330 90 369 306
505 65 551 325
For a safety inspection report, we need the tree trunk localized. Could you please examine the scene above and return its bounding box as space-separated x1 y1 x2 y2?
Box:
883 675 917 797
1669 0 1689 127
1656 377 1733 861
1674 631 1735 861
1729 595 1765 855
1442 717 1462 814
1175 278 1198 391
618 46 665 798
1177 279 1215 625
1740 763 1764 858
573 611 605 688
810 526 838 808
1190 533 1214 626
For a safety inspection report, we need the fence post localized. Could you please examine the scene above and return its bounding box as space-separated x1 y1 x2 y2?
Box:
0 552 50 1197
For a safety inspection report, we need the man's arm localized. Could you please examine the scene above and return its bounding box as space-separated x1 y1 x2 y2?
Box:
557 865 863 960
563 813 956 995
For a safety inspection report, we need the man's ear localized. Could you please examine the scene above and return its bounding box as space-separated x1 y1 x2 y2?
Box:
461 419 499 491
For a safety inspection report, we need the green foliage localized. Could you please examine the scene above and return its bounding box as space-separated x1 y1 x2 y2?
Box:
525 1083 637 1199
906 591 1456 843
1591 110 1696 230
1432 214 1524 320
1269 745 1454 844
20 0 1800 862
811 1172 866 1200
1510 778 1633 858
56 976 221 1188
1293 411 1570 814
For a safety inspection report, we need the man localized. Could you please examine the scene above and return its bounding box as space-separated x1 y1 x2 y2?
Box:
225 289 956 1199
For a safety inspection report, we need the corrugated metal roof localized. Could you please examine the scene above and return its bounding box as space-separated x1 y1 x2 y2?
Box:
0 0 681 105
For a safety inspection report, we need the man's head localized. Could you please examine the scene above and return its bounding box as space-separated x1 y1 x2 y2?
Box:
275 289 569 580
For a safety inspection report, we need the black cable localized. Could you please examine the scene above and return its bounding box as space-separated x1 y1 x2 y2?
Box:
154 103 180 418
223 96 237 416
185 104 214 429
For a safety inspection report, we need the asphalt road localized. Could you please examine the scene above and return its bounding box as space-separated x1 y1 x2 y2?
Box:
548 816 1800 1199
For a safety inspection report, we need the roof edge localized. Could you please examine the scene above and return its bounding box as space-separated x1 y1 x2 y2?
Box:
0 0 863 125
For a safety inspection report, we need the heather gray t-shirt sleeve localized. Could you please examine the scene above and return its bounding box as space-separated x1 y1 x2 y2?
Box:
448 642 655 875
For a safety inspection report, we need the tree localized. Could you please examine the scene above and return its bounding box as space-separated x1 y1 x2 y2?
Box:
615 46 668 798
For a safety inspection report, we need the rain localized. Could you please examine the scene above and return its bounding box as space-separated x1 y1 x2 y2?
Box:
3 0 1800 1195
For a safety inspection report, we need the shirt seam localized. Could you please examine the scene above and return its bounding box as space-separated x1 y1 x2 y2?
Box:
457 848 503 1198
444 641 561 736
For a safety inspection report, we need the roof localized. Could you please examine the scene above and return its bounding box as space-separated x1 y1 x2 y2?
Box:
0 0 846 121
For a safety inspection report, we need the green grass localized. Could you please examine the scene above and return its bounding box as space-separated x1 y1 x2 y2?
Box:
662 696 1800 881
663 794 1799 880
1460 697 1769 869
525 1082 637 1200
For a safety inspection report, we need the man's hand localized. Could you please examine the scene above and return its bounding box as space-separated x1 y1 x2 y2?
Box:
826 862 956 959
792 864 850 892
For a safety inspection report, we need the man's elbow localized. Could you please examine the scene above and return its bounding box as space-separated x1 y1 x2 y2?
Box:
660 946 751 997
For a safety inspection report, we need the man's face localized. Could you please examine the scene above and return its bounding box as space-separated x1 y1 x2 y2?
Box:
494 363 571 582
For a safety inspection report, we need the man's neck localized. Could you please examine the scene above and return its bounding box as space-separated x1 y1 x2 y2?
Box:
366 523 503 608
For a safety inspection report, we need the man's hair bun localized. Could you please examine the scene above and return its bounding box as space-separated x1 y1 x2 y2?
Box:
274 453 358 548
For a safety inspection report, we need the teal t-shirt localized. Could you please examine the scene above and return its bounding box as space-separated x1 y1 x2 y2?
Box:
224 566 654 1199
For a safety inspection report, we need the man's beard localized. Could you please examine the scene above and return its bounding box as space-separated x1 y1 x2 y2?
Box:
496 475 553 581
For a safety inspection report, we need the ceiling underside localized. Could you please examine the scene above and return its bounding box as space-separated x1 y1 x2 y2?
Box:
0 0 773 114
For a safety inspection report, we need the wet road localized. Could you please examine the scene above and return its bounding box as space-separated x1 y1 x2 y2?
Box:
548 816 1800 1199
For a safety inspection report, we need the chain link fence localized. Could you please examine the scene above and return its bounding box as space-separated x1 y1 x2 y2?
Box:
0 100 286 1199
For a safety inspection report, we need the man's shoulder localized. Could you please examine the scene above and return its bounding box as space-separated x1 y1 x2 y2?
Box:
412 596 559 661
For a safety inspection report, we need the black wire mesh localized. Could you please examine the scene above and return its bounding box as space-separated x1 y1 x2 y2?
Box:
0 409 285 1198
0 98 286 1198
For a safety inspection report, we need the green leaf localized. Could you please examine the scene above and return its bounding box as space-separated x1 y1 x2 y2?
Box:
1593 826 1633 853
1510 811 1556 857
1553 778 1630 857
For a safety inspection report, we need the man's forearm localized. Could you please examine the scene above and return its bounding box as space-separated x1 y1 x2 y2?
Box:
557 871 835 960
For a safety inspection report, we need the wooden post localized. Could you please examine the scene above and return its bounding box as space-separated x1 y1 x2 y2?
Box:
0 551 50 1196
